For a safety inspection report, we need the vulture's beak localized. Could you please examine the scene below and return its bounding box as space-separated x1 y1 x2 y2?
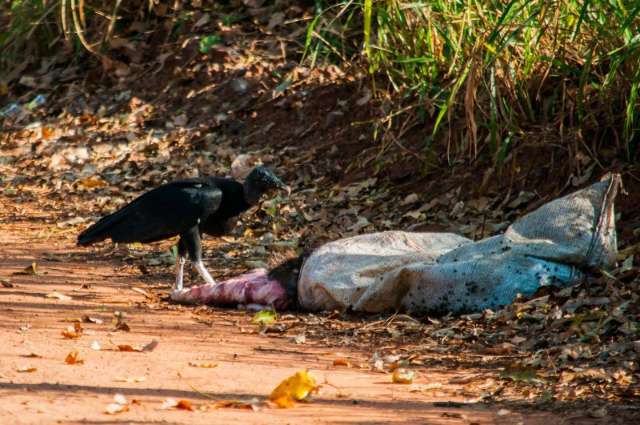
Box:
270 175 291 197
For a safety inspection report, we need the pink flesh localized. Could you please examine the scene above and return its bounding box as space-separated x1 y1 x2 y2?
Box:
170 269 290 310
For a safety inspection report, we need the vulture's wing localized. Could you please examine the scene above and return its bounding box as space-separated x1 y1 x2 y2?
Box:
78 179 223 245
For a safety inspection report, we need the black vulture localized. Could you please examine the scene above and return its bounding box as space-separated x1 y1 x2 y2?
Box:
77 166 290 290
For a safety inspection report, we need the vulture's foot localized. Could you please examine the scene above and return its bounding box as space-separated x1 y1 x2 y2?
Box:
194 260 216 285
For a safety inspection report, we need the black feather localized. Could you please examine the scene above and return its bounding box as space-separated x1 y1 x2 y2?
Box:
77 166 287 278
78 178 225 246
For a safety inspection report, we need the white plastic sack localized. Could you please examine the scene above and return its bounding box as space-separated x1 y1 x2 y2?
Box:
298 174 621 315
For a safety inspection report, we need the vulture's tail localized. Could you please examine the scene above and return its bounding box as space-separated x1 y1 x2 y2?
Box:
77 209 126 246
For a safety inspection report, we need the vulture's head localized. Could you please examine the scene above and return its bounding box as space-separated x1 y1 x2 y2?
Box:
243 166 290 205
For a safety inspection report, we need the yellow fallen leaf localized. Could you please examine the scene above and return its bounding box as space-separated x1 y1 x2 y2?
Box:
252 309 277 325
65 350 84 365
17 366 37 373
269 370 318 408
392 368 414 384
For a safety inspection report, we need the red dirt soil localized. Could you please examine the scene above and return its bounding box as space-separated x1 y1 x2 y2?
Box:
2 216 630 425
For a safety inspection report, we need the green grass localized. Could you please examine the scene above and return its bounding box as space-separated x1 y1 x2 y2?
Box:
1 0 145 76
0 1 61 74
306 0 640 162
3 0 639 163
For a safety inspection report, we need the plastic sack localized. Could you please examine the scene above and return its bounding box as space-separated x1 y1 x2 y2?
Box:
298 174 620 315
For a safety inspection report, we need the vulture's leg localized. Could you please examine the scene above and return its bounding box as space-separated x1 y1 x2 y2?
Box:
174 256 186 290
181 227 216 285
174 238 188 290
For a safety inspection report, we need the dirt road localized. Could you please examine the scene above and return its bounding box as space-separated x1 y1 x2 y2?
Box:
0 216 621 425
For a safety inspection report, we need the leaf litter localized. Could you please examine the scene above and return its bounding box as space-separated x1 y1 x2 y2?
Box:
0 0 638 420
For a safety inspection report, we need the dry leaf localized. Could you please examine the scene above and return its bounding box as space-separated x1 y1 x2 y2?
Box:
269 370 318 408
161 398 193 410
16 366 37 373
392 368 414 384
113 311 130 332
115 322 131 332
132 287 153 299
333 358 351 367
13 262 38 275
105 394 129 415
117 344 136 352
62 323 83 339
77 176 107 189
83 315 104 324
65 350 84 365
161 398 178 409
176 400 193 411
292 334 306 344
116 339 158 352
22 353 42 358
46 291 72 301
105 403 129 415
140 339 159 352
189 362 218 368
213 399 262 410
114 376 146 383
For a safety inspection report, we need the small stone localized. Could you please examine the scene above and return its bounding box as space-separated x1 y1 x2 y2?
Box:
214 112 228 125
325 110 344 127
231 78 249 95
401 193 419 206
589 407 607 418
173 114 188 127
